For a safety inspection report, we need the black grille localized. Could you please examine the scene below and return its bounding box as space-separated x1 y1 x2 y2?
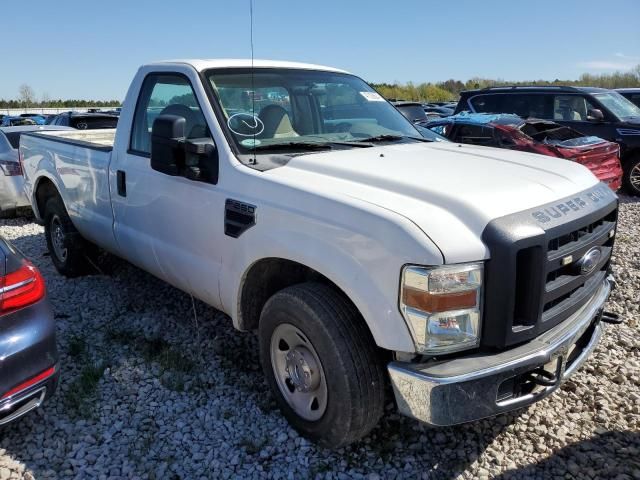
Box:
481 185 617 349
541 210 615 326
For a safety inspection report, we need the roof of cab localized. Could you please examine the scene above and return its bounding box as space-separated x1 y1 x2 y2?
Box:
146 59 349 74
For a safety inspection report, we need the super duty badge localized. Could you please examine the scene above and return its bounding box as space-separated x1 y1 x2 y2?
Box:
531 187 610 224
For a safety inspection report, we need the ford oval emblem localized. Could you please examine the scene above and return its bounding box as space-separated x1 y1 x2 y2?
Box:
579 247 602 275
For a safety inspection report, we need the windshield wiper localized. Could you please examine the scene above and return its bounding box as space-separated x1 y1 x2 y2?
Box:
250 142 333 152
355 134 431 143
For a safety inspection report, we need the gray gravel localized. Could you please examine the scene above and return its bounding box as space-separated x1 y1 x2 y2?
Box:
0 197 638 480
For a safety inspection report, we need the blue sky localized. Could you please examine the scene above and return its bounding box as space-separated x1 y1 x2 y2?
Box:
2 0 639 100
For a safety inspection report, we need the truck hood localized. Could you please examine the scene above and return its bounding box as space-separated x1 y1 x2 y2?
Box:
269 141 600 263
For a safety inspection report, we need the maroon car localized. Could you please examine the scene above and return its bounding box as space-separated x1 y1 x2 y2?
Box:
424 113 623 191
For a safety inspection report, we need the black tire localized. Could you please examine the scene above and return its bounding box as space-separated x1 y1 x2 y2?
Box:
258 282 385 447
623 155 640 196
43 196 93 277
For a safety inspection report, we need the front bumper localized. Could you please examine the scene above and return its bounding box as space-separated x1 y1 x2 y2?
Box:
388 278 611 426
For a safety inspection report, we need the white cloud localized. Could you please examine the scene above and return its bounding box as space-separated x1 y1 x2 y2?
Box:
578 55 638 71
614 52 639 60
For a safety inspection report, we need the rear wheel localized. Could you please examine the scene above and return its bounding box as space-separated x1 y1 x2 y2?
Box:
44 196 93 277
258 282 386 447
623 155 640 196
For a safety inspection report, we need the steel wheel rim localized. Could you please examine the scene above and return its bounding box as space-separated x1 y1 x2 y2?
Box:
631 163 640 190
50 215 68 262
270 323 328 421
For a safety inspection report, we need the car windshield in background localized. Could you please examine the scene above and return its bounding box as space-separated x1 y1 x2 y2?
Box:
206 68 422 152
594 92 640 120
396 105 428 122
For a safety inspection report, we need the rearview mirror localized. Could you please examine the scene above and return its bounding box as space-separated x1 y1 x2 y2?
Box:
587 108 605 122
151 114 186 175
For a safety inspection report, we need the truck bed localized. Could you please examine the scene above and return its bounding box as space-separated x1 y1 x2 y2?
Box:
20 127 117 253
26 129 116 151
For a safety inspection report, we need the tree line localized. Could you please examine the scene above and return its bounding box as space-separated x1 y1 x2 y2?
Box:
0 83 120 109
3 66 640 108
371 65 640 102
0 98 120 109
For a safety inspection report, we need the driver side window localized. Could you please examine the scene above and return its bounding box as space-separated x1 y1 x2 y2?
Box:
130 74 208 155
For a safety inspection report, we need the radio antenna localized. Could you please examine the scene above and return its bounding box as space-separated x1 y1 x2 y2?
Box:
249 0 257 165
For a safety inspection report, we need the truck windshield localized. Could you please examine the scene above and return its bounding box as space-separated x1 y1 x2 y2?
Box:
593 91 640 120
205 68 423 152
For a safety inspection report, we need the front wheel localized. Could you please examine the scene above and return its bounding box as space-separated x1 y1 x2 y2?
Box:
623 155 640 196
258 282 386 448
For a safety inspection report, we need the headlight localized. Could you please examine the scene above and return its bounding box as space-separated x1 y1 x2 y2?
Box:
400 263 483 354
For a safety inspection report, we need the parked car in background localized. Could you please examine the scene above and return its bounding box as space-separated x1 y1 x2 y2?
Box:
425 113 623 190
392 101 429 122
425 102 457 110
1 117 37 127
0 125 74 217
424 105 454 118
48 112 118 130
0 235 58 425
99 109 121 117
21 59 620 446
616 88 640 108
19 114 46 125
454 86 640 195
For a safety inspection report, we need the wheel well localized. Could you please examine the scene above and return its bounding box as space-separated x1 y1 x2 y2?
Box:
238 258 346 331
622 148 640 164
34 178 59 218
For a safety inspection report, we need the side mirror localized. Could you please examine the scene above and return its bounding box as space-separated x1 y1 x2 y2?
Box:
151 114 186 175
587 108 605 122
184 138 219 184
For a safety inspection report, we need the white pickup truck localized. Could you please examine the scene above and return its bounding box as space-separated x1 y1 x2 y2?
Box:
20 59 619 447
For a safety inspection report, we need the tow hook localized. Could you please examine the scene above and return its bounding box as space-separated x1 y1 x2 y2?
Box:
524 367 557 387
601 311 623 324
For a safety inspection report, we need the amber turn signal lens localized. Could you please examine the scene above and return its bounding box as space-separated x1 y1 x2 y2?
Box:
402 287 477 313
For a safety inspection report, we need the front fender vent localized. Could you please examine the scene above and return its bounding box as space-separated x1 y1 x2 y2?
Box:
225 199 256 238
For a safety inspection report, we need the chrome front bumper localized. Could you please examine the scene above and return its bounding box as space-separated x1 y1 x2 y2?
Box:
388 279 611 426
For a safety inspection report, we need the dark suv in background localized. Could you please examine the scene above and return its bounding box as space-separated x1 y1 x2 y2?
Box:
48 112 118 130
454 86 640 195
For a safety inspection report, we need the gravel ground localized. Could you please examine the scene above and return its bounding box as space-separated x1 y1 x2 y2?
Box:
0 197 638 480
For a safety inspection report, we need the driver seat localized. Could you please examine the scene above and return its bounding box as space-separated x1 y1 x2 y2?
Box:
258 105 298 139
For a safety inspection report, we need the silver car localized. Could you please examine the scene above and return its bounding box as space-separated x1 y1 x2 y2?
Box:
0 126 72 217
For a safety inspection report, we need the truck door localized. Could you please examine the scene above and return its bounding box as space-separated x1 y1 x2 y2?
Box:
110 72 224 309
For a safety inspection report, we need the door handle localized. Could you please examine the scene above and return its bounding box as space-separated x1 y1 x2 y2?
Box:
117 170 126 197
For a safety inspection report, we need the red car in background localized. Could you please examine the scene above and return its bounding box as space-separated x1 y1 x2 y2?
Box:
423 113 623 190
